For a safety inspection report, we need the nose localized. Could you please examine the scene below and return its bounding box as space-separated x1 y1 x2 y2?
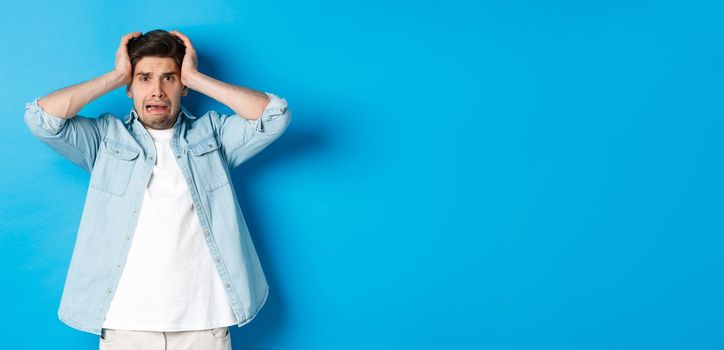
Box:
151 81 164 99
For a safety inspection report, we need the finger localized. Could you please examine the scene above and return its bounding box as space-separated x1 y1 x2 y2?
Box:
170 30 190 45
121 32 141 41
170 30 194 49
120 32 142 46
170 30 186 39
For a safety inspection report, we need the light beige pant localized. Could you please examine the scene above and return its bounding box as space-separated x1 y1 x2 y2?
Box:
99 327 232 350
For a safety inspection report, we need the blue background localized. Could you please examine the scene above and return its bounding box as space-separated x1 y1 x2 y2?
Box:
1 0 722 349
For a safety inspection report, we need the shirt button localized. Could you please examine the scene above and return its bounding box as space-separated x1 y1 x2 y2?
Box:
215 258 220 263
225 283 230 289
207 144 213 148
126 236 130 241
107 288 112 294
117 265 121 268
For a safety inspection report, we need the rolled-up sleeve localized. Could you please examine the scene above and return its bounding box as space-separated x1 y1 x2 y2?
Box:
24 98 107 173
214 92 292 170
248 92 289 132
25 97 69 137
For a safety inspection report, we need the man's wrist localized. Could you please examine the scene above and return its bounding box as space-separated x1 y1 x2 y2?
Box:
104 70 127 90
100 70 125 93
182 70 204 91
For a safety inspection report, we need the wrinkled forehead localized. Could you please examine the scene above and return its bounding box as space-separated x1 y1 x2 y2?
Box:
133 56 180 73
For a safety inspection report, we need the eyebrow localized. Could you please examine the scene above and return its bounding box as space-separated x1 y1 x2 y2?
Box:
135 72 178 77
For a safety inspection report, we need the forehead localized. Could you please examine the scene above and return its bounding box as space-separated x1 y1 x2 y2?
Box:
134 56 179 73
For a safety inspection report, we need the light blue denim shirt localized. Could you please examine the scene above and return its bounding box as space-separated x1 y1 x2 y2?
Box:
23 92 291 335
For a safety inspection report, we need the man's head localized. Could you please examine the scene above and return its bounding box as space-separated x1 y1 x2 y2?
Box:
126 29 188 130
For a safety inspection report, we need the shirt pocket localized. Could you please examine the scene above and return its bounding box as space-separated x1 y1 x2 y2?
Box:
90 138 140 196
189 135 230 192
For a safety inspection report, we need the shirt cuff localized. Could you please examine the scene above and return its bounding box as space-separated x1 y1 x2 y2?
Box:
249 92 289 132
25 97 68 135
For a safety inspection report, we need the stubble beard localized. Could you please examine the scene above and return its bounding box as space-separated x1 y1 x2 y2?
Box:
139 110 178 130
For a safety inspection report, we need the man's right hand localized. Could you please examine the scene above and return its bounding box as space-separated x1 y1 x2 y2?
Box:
114 32 142 86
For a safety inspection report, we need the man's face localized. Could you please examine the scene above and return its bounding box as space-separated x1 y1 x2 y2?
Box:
126 56 187 130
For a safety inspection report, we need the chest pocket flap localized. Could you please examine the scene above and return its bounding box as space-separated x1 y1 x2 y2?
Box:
189 136 221 156
104 139 140 160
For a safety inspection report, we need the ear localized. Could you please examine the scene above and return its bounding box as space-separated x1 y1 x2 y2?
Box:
126 85 133 98
181 85 188 97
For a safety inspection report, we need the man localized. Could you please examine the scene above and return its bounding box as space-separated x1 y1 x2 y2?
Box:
23 29 291 350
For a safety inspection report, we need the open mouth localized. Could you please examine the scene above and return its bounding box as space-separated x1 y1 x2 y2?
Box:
145 104 168 114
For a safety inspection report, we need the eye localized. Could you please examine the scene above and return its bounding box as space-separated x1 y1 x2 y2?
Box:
163 76 173 81
139 76 149 82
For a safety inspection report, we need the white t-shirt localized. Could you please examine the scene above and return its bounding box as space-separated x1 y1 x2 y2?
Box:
102 126 238 331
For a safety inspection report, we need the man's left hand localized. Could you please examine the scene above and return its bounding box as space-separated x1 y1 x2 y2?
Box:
170 30 199 88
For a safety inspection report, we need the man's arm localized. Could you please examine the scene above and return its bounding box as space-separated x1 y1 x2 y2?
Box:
37 70 126 119
171 30 291 170
170 30 270 119
183 73 271 120
38 32 140 118
24 32 141 173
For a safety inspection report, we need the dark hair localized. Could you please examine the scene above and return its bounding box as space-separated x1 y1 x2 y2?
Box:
127 29 186 75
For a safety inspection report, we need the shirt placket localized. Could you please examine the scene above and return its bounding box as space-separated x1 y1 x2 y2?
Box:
169 123 246 321
97 118 158 326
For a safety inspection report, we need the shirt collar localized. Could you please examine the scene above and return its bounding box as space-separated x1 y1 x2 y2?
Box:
123 105 197 125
